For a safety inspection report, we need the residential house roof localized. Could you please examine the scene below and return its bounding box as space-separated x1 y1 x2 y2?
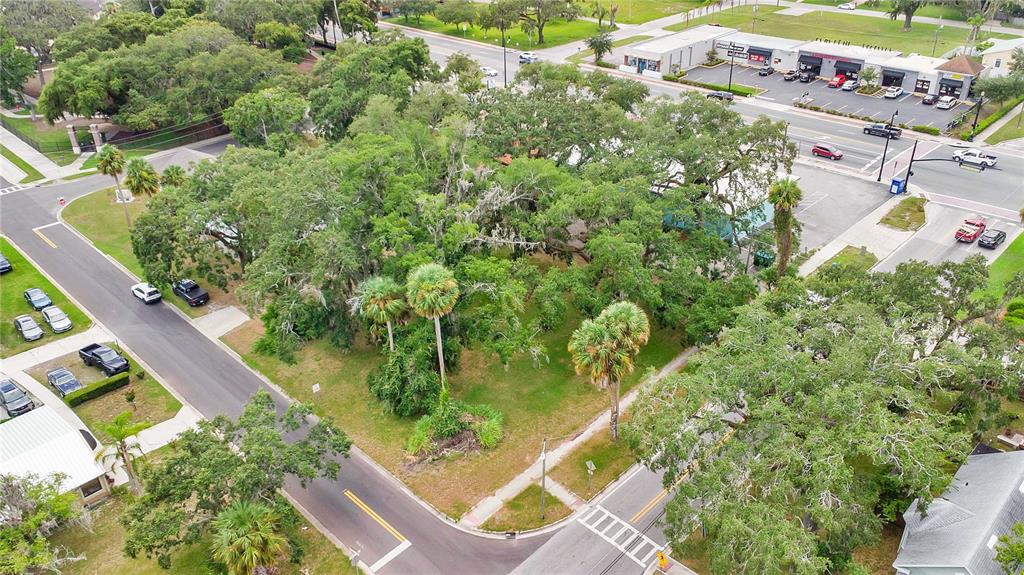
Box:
0 406 104 492
893 451 1024 575
981 37 1024 56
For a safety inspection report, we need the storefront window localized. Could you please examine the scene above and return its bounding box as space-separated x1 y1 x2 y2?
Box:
914 79 931 93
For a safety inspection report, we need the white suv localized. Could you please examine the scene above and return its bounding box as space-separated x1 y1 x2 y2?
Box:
936 96 958 110
131 282 162 304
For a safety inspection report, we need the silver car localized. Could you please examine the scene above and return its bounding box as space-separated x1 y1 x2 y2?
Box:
0 378 34 417
13 315 43 341
41 306 73 333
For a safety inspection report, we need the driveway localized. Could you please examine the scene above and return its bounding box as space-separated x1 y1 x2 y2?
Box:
685 63 965 129
790 163 891 253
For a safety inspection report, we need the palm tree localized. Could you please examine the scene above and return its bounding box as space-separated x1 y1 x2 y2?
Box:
350 276 406 351
95 410 152 494
769 178 803 277
96 144 133 226
569 301 650 441
160 165 187 188
586 31 614 64
212 500 289 575
125 157 161 198
406 263 460 390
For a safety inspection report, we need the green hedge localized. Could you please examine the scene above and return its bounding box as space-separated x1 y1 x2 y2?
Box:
677 78 756 97
64 372 130 407
961 95 1024 141
912 125 941 135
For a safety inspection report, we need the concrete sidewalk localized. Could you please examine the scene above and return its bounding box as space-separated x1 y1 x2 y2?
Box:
0 324 113 373
798 190 918 275
979 100 1024 144
135 403 203 454
0 125 64 180
460 347 697 529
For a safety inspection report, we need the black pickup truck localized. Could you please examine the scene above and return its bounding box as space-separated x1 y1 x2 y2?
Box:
79 343 130 376
172 279 210 307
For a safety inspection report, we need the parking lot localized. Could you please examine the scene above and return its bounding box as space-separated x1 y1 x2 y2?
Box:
686 63 966 129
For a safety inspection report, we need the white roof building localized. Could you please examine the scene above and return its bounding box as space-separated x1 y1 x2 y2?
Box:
626 25 737 62
872 53 950 73
796 40 900 62
0 406 110 503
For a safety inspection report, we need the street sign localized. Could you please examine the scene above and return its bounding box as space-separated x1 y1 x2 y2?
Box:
728 49 748 58
312 383 321 393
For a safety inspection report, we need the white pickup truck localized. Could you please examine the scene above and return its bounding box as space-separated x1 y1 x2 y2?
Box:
952 148 998 168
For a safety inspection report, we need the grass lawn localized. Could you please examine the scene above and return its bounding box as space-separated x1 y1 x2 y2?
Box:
223 309 682 519
568 34 654 63
62 170 99 181
392 15 602 49
49 493 356 575
856 0 969 21
979 231 1024 300
664 6 1017 55
822 245 880 272
985 111 1024 144
550 428 635 499
852 524 904 574
0 237 91 357
1 116 79 166
61 187 238 318
590 0 706 24
0 144 44 183
25 348 182 441
480 483 572 532
879 196 927 231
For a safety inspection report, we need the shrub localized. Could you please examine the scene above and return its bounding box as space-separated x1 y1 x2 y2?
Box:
365 323 456 416
64 372 130 407
677 78 755 96
662 73 679 82
912 125 941 135
406 396 505 454
596 61 617 69
961 95 1024 140
1006 299 1024 328
135 369 147 380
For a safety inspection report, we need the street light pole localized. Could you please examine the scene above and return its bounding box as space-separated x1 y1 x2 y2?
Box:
501 29 508 88
876 109 899 182
971 91 986 132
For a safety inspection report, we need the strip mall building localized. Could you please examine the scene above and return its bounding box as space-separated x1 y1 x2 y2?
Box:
621 25 983 98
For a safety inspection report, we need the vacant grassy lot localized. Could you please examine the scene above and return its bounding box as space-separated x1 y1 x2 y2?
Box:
62 187 239 317
665 6 1017 55
979 231 1024 300
0 237 91 357
986 111 1024 144
2 116 79 165
550 428 635 499
857 1 969 21
822 245 880 272
25 348 181 441
590 0 706 24
481 483 572 532
224 309 682 519
50 493 356 575
393 15 601 49
879 196 927 231
0 144 44 183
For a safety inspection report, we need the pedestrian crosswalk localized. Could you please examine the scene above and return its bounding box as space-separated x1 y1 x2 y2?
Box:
577 505 663 567
0 184 29 195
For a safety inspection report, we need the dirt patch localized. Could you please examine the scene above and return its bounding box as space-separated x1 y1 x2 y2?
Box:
402 429 482 473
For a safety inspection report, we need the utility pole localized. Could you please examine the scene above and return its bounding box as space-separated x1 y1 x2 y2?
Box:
931 23 944 57
502 29 508 88
876 109 899 182
903 139 919 189
728 50 736 89
332 0 341 45
971 91 986 132
539 438 548 520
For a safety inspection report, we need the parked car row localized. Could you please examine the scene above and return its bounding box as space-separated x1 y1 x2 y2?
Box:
14 286 74 343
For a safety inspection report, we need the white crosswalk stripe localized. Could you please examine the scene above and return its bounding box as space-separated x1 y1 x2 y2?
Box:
577 505 663 567
0 184 28 195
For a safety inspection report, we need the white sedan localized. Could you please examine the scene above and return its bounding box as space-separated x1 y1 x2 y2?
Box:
884 85 904 99
131 282 162 304
480 66 499 77
838 2 856 9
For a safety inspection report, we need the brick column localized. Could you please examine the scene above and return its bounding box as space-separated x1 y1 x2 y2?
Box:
89 123 103 150
66 125 81 154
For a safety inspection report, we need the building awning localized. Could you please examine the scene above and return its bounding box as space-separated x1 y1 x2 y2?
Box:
835 61 862 73
940 78 964 88
882 70 906 79
748 47 772 59
799 55 822 66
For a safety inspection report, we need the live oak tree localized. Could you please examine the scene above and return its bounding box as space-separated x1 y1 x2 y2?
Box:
122 390 351 569
397 0 437 24
436 0 478 35
520 0 583 45
0 28 36 107
205 0 320 41
0 0 89 86
888 0 925 31
626 259 1024 574
0 473 81 575
224 87 309 149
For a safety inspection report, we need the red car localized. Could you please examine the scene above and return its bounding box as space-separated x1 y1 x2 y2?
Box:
827 74 847 88
955 218 987 243
811 143 843 160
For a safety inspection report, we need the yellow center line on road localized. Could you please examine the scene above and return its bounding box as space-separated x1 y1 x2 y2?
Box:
343 489 406 542
33 228 57 248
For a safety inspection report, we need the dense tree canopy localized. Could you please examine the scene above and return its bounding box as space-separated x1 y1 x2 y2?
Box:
0 473 81 574
38 21 294 130
0 0 89 84
121 390 350 569
0 27 35 107
626 260 1024 574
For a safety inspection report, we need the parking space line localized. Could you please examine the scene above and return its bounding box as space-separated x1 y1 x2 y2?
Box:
852 108 863 115
898 94 913 103
343 489 406 542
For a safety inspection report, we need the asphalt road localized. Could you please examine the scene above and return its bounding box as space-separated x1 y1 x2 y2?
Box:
0 148 547 575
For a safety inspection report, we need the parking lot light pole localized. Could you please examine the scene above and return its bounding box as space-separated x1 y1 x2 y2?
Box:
876 109 899 182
